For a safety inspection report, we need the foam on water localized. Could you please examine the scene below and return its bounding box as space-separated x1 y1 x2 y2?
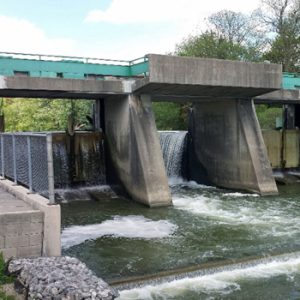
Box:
61 216 177 249
118 254 300 299
56 185 115 203
222 192 259 197
168 177 215 189
172 189 300 237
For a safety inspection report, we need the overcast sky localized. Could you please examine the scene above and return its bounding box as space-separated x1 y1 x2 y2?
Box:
0 0 261 60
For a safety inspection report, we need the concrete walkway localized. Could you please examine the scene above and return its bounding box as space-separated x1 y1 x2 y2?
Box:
0 186 44 260
0 188 35 213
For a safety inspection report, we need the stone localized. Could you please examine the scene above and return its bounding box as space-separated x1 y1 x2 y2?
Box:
8 256 119 300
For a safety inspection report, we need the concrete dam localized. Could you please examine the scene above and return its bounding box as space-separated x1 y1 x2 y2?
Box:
0 52 291 207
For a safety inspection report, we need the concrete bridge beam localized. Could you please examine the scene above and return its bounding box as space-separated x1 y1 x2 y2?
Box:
104 93 172 207
188 99 278 195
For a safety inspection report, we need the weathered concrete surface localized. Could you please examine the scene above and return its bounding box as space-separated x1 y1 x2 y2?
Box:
262 130 282 168
0 188 43 260
188 99 278 195
262 130 300 169
255 89 300 104
105 93 172 207
0 76 132 99
134 54 282 100
0 179 61 257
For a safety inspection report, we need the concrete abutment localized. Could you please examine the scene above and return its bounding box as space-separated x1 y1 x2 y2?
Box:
188 99 278 195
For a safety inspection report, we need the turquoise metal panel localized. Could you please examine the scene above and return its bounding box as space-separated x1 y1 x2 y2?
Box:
0 54 149 79
62 73 85 79
30 71 41 77
130 61 149 76
40 71 57 78
0 69 13 76
283 73 300 90
0 57 131 77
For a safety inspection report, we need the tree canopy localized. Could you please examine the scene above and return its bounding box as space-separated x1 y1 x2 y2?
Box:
175 1 299 71
1 98 93 132
261 0 300 71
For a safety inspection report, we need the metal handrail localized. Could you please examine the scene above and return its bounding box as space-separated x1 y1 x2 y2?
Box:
0 51 148 66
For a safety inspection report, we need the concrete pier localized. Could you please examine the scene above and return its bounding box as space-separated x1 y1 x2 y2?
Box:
105 94 172 207
188 99 278 195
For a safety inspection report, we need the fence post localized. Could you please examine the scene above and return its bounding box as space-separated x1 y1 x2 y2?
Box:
27 136 33 193
1 135 4 178
46 134 55 204
12 134 17 184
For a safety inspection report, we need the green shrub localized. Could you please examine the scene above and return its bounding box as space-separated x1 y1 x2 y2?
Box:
0 253 14 285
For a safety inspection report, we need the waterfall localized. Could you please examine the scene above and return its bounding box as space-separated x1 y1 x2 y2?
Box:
159 131 188 179
52 132 106 188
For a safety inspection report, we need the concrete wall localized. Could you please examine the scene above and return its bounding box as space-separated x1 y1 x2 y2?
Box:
148 54 281 89
262 130 300 168
0 180 61 257
283 130 300 167
262 130 282 168
0 210 43 260
105 93 172 207
189 99 278 195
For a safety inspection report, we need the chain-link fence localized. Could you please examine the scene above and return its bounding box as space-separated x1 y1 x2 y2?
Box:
0 132 55 203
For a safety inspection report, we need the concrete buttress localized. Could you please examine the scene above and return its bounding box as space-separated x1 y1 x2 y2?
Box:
105 93 172 207
189 99 278 195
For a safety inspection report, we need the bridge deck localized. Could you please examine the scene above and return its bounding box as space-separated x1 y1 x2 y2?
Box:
0 53 283 100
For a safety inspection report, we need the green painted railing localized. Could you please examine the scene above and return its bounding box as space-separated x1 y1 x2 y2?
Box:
0 52 149 79
282 72 300 90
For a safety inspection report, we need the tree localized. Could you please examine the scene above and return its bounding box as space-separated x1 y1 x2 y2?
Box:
153 102 187 130
260 0 300 71
208 10 266 49
2 98 93 132
175 9 265 62
175 31 261 61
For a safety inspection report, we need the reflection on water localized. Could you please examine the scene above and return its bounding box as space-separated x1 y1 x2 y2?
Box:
61 181 300 299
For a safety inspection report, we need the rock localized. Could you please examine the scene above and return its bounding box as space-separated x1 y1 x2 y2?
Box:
8 256 119 300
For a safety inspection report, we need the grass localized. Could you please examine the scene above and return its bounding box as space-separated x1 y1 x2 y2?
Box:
0 253 16 300
0 288 16 300
0 253 14 285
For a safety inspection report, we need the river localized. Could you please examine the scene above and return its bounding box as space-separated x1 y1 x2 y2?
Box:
60 180 300 299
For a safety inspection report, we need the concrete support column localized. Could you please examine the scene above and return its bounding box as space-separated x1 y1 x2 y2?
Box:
188 99 278 195
105 93 172 207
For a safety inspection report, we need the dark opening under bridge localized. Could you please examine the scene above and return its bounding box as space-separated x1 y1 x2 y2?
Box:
0 51 299 207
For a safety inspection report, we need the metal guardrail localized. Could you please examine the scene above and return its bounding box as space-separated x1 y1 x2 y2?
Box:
0 51 148 66
0 132 55 204
0 52 149 79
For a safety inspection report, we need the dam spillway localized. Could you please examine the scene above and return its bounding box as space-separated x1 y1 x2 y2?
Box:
159 131 188 179
0 53 283 205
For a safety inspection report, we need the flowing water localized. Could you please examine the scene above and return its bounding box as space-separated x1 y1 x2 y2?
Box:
159 131 187 178
61 182 300 299
60 132 300 299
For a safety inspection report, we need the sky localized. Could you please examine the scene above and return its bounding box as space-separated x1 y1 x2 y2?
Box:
0 0 261 60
